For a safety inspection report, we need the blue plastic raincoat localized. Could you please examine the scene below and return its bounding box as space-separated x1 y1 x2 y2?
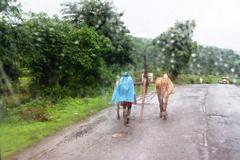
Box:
111 73 135 103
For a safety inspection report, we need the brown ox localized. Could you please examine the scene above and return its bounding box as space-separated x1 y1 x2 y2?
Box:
155 73 174 120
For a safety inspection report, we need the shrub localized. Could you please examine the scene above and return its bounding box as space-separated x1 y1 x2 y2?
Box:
20 107 49 122
19 14 114 97
13 98 52 122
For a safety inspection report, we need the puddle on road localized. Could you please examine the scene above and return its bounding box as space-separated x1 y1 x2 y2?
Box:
208 113 229 125
112 129 131 138
112 133 125 138
112 127 133 139
208 113 227 119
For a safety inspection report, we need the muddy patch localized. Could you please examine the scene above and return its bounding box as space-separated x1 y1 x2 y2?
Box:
208 113 228 124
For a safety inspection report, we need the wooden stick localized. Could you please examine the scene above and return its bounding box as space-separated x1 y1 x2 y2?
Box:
140 78 147 121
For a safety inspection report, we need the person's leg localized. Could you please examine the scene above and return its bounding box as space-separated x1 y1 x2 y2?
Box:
126 104 132 124
117 103 120 120
122 105 128 125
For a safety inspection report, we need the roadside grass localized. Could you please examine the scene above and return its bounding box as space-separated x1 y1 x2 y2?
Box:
174 74 223 85
236 81 240 85
0 95 110 159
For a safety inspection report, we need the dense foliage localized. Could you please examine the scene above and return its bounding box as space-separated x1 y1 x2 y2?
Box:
187 45 240 78
0 0 22 21
131 37 240 80
17 14 113 96
0 21 20 81
1 0 135 97
62 0 133 68
0 0 22 82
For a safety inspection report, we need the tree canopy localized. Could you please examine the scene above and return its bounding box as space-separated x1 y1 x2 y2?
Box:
153 20 197 79
17 13 113 96
62 0 133 68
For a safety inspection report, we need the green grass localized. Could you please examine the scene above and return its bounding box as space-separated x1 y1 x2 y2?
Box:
234 79 240 85
0 95 110 159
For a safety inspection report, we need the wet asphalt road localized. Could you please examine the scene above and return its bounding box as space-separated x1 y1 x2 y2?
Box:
11 84 240 160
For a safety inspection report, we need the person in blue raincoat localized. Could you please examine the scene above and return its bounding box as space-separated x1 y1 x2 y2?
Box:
111 72 135 125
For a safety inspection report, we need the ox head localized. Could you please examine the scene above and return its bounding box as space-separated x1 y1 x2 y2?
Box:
163 73 168 78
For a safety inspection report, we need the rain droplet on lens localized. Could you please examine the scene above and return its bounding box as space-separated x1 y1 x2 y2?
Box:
191 53 196 57
74 40 79 45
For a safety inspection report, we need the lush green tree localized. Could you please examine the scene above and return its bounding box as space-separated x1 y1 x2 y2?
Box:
62 0 133 68
0 21 20 81
18 14 113 96
153 20 197 79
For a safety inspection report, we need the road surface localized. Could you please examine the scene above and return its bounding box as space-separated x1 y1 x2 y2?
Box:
11 84 240 160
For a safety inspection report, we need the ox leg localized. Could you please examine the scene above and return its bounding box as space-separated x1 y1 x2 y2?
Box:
163 97 168 120
157 94 163 118
117 103 120 120
160 98 164 118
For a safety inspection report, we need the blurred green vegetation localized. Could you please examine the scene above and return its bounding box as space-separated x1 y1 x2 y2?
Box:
0 95 110 159
1 0 240 159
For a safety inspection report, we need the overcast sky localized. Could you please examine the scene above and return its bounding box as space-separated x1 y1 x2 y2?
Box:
19 0 240 51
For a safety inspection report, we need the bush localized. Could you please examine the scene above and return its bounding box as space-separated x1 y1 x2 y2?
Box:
203 76 212 84
19 14 114 97
20 107 49 122
8 98 52 122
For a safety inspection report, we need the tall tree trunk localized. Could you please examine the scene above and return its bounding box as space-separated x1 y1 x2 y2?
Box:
143 51 148 94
